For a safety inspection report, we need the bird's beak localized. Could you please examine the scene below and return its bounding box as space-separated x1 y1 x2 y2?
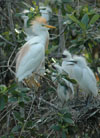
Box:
44 24 56 29
62 55 67 58
52 64 57 70
65 60 77 65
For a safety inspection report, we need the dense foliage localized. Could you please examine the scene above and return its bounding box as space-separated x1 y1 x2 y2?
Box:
0 0 100 137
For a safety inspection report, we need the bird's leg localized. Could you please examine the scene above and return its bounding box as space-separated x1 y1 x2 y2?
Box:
24 78 33 88
24 75 41 89
75 85 80 104
29 75 41 88
76 85 79 99
86 94 93 106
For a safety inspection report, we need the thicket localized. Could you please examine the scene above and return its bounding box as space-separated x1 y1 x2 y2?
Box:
0 0 100 137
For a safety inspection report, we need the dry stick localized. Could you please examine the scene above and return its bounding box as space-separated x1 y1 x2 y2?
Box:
19 95 35 138
39 97 60 112
0 35 15 46
0 102 18 123
7 0 17 45
86 108 100 119
58 7 65 53
49 25 67 40
7 0 17 75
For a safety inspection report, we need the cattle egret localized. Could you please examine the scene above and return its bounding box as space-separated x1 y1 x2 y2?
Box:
52 64 74 103
21 6 52 41
16 16 56 87
66 56 98 103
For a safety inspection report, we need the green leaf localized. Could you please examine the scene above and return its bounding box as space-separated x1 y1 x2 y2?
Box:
68 14 80 25
0 95 7 110
62 0 73 2
1 136 7 138
0 85 7 94
63 118 74 124
89 14 100 27
11 125 21 132
66 5 74 13
63 112 72 119
51 125 61 131
13 111 24 122
7 83 17 94
62 131 67 138
8 97 18 102
68 15 86 30
46 45 58 55
81 14 89 29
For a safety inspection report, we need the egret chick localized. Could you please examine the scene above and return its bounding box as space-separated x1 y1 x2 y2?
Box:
52 64 74 104
66 56 98 103
62 50 73 78
40 6 52 22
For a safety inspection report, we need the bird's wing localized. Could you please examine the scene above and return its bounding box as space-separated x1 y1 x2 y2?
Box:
86 67 97 83
82 67 98 96
16 43 30 72
73 65 83 82
16 41 44 81
62 78 74 95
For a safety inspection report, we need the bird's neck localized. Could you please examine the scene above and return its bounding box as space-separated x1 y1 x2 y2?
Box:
34 30 49 44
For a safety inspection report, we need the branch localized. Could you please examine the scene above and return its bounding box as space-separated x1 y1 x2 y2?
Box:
0 35 15 46
39 97 60 112
7 0 17 45
58 6 65 53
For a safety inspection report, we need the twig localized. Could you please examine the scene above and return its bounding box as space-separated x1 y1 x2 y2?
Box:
19 95 35 138
39 97 60 111
7 0 17 45
0 102 18 123
0 35 15 46
86 108 100 119
58 6 65 53
49 25 67 40
7 0 18 76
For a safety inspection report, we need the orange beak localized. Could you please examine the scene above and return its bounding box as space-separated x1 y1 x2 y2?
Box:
44 24 56 29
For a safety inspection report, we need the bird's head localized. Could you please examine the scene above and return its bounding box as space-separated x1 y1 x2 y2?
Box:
62 50 72 61
66 56 87 67
40 6 52 22
31 16 56 32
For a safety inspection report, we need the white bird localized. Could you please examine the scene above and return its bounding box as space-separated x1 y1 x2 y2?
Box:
21 6 52 41
66 56 98 103
40 6 52 22
52 63 74 103
16 16 56 87
21 10 34 41
61 50 74 78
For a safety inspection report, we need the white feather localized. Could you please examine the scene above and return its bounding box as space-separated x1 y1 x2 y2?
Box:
66 56 98 97
52 63 74 102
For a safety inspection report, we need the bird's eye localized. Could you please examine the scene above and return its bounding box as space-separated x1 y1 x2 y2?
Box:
71 61 77 64
42 24 45 27
62 55 67 58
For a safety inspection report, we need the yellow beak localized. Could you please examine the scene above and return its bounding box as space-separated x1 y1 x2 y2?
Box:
44 24 56 29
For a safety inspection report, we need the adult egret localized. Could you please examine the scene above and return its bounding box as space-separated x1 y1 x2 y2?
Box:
66 56 98 103
21 6 52 41
52 64 74 103
16 16 56 87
